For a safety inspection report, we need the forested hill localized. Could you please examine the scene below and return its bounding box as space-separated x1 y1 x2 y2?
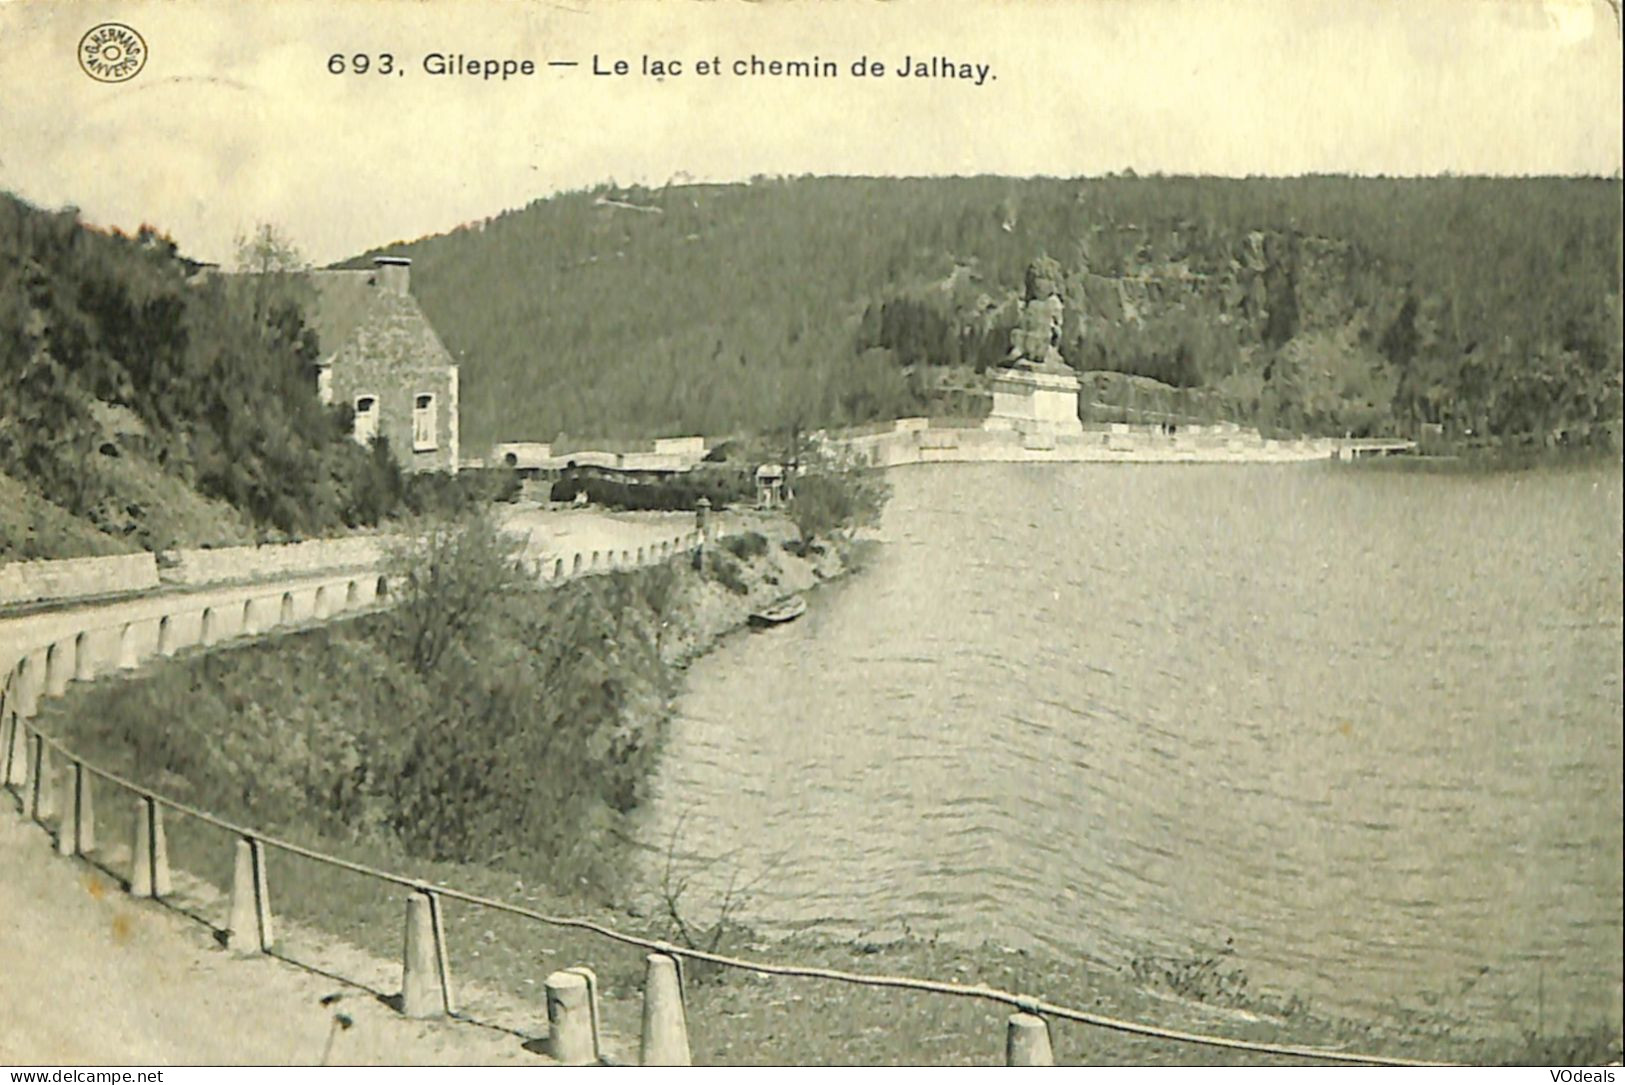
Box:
352 176 1622 454
0 194 416 560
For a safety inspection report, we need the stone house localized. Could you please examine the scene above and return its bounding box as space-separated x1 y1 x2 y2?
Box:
309 257 459 473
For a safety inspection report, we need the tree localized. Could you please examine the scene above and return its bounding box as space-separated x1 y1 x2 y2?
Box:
783 435 891 553
232 223 316 341
234 223 308 275
383 509 530 676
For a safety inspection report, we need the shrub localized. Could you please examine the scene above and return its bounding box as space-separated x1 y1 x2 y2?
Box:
48 532 694 890
721 531 769 561
560 467 753 511
382 508 530 676
705 550 751 595
785 463 891 554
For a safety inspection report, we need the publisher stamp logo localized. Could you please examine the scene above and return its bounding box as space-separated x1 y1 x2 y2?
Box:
78 23 147 83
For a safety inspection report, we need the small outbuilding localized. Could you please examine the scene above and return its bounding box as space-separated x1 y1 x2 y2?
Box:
754 463 787 509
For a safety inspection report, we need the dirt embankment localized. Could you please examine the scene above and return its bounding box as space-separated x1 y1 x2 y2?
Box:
661 509 850 669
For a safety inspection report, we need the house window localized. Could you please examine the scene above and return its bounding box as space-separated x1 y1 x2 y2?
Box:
412 393 437 452
353 395 379 445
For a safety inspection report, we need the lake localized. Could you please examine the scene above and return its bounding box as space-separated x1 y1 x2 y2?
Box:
637 461 1624 1037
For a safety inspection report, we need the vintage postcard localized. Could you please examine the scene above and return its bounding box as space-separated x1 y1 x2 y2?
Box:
0 0 1621 1071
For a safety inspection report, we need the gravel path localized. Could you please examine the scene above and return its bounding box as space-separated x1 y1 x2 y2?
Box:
0 809 548 1066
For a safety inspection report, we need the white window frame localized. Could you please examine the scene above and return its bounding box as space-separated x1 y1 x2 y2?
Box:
412 392 438 452
353 393 379 445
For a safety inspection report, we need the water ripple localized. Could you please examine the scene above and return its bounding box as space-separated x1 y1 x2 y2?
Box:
638 462 1624 1036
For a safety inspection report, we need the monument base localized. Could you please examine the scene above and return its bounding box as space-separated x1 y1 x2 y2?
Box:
984 367 1083 437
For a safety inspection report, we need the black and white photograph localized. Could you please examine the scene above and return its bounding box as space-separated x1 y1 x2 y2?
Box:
0 0 1621 1070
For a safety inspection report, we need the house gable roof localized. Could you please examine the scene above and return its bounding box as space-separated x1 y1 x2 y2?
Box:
307 270 454 373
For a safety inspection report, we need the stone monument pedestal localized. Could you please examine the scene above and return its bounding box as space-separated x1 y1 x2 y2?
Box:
984 366 1083 437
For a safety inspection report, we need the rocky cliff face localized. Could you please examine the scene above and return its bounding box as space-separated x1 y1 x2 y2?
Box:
922 226 1407 434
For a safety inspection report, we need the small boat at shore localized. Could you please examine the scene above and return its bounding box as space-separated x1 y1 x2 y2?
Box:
748 594 807 628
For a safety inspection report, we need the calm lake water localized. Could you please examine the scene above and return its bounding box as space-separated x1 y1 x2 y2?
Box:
637 461 1624 1036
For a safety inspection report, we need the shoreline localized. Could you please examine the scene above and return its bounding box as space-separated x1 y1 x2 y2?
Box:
660 511 854 669
19 507 1620 1065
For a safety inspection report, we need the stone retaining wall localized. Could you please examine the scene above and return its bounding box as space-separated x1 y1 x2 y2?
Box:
161 537 395 587
1 526 710 710
0 553 160 608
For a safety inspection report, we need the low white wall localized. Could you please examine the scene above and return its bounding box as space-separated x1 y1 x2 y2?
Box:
0 529 708 728
1 570 392 722
532 528 707 583
0 553 160 608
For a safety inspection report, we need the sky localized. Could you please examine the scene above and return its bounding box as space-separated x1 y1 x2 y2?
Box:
0 0 1620 265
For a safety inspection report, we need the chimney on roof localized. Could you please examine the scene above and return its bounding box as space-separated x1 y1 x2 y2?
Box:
373 256 411 295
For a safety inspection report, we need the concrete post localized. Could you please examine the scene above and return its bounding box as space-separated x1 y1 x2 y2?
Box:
130 797 171 898
3 711 24 788
45 640 73 696
226 837 273 953
118 623 140 670
74 634 96 682
56 761 78 856
400 892 445 1018
1005 1012 1055 1066
30 734 53 821
545 969 600 1066
227 837 255 948
17 654 44 717
129 808 151 895
75 764 95 854
640 953 691 1066
55 762 94 856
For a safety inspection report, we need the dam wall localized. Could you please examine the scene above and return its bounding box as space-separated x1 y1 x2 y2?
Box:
835 419 1347 468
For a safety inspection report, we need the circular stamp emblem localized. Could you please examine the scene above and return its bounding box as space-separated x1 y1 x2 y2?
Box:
78 23 147 83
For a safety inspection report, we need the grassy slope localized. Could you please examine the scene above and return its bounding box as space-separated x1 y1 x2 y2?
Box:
0 192 434 562
0 452 260 562
0 470 136 560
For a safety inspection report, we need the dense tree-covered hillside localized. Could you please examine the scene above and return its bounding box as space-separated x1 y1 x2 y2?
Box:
353 176 1622 452
0 194 413 557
